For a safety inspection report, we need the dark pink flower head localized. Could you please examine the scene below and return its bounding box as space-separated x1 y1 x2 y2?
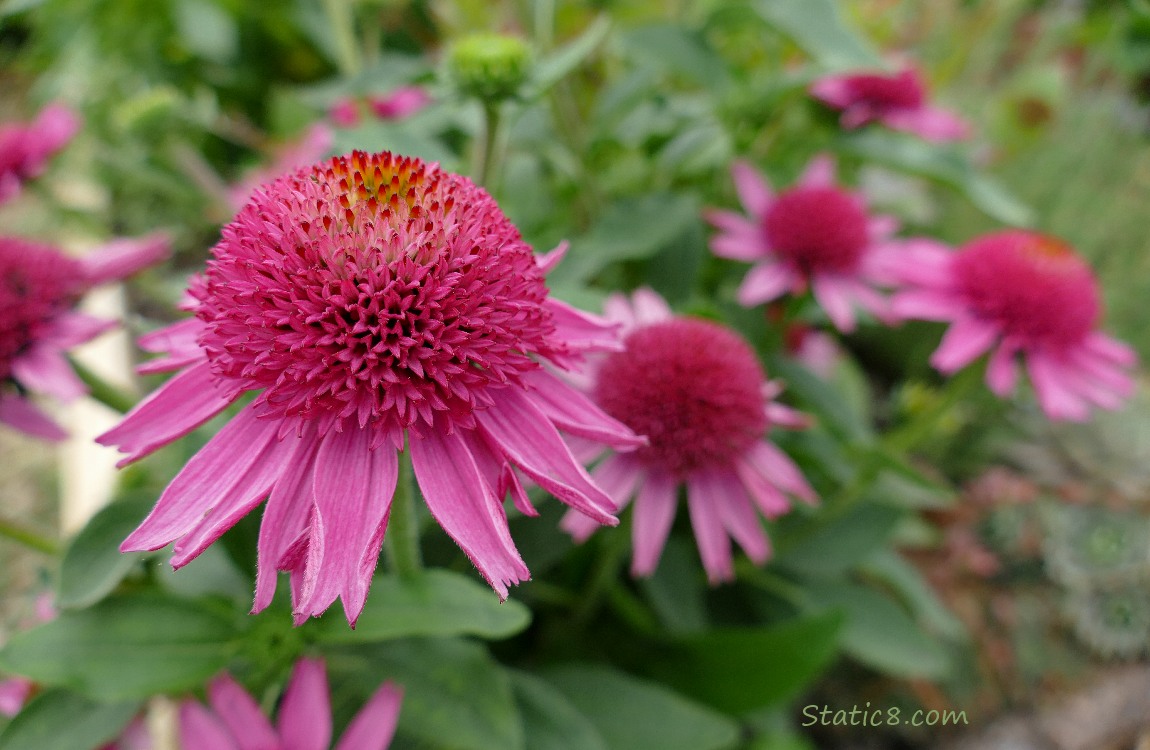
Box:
0 234 168 440
892 230 1136 421
705 154 904 332
179 658 402 750
810 65 969 142
0 103 80 203
561 289 817 584
368 86 432 120
99 151 641 625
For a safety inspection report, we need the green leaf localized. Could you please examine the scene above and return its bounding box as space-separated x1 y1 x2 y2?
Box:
0 690 139 750
174 0 238 63
803 582 951 679
328 638 524 750
860 550 966 640
544 665 739 750
530 16 612 97
622 24 730 89
639 537 709 635
56 496 154 609
766 355 873 444
641 614 843 714
511 671 608 750
841 130 1035 227
0 593 237 700
314 569 531 643
755 0 883 71
775 503 903 576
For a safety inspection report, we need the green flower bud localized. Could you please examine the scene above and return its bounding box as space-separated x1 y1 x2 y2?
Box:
447 33 533 104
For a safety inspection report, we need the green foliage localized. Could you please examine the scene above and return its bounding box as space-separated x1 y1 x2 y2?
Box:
0 690 140 750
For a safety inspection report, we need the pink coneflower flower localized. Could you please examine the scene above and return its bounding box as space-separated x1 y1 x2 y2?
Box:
98 150 640 625
0 234 169 440
179 658 401 750
705 154 903 332
368 86 432 120
328 97 362 128
0 103 80 204
810 65 970 143
891 231 1136 421
227 124 335 211
560 289 817 583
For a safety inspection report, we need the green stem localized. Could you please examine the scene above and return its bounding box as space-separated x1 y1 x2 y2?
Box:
0 517 58 555
322 0 363 78
883 364 985 454
70 359 136 414
475 102 503 189
385 452 422 578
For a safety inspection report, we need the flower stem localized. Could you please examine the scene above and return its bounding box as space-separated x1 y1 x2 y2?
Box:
321 0 362 78
0 517 58 555
475 102 503 190
385 452 422 579
70 359 136 414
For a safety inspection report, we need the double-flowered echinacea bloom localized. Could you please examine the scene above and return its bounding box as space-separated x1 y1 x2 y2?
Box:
892 230 1136 421
0 102 80 204
99 151 643 625
1 234 169 440
180 658 401 750
705 154 902 332
561 289 817 583
810 65 970 143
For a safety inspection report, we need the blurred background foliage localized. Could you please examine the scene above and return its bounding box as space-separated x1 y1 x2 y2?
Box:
3 0 1150 748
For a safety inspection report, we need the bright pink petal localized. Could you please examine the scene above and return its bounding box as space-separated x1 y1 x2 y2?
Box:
713 471 770 564
299 427 397 625
630 470 678 577
79 233 170 286
882 106 970 143
136 318 206 374
809 76 853 108
686 470 734 583
536 241 569 275
886 238 955 288
178 701 240 750
561 454 643 543
811 275 858 332
522 369 644 450
890 289 964 321
334 682 403 750
630 287 674 325
410 427 529 599
742 440 817 504
278 658 333 750
0 393 67 441
1026 351 1091 421
985 341 1019 397
736 262 795 306
120 403 278 552
544 298 624 355
602 293 637 328
1083 332 1138 367
477 387 619 524
96 361 238 466
930 316 999 373
208 674 279 750
731 160 773 216
867 214 899 242
797 153 836 189
11 344 86 401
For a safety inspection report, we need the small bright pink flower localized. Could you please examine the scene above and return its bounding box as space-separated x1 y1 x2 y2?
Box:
891 230 1137 421
329 97 362 128
0 103 80 204
99 151 641 625
705 154 903 332
560 289 816 583
179 658 402 750
0 234 169 440
368 86 432 120
228 124 335 211
810 66 970 142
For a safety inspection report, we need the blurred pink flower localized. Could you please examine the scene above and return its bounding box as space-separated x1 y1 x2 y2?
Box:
0 103 80 204
705 154 903 332
560 289 816 583
0 234 169 440
328 97 361 128
99 151 640 625
810 66 970 142
0 677 32 717
179 658 401 750
891 231 1136 421
227 124 334 211
367 86 432 120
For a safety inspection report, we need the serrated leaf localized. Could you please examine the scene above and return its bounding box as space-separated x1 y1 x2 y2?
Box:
0 690 139 750
755 0 884 71
56 496 154 609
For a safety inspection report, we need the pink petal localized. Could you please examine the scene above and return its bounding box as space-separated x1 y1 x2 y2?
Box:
742 440 817 504
867 215 899 242
713 472 770 564
630 470 678 577
410 427 530 599
79 233 170 286
0 393 67 441
522 369 644 450
208 674 279 750
735 457 792 518
809 75 853 108
630 287 674 326
278 658 333 750
178 701 240 750
536 241 569 275
731 160 773 216
11 344 86 401
559 508 602 543
334 682 404 750
477 387 619 524
602 293 637 328
797 153 837 189
985 341 1018 397
96 361 238 466
882 106 970 143
1083 332 1138 367
1026 352 1091 421
811 275 858 332
930 316 999 373
686 470 734 583
886 238 956 288
0 677 33 716
138 318 204 354
561 454 643 543
299 428 397 625
544 298 624 354
736 262 795 307
120 404 278 552
889 289 964 321
42 311 115 349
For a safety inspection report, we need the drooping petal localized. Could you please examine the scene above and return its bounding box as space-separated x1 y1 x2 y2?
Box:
811 275 858 332
686 470 734 583
882 106 970 143
40 311 115 349
477 387 619 524
78 233 170 286
410 427 529 598
630 470 678 577
96 361 239 466
712 470 770 564
278 658 333 750
930 316 999 373
630 287 674 326
522 369 644 450
889 289 964 321
561 454 643 543
1083 332 1138 367
797 153 836 189
334 682 404 750
742 440 817 504
731 160 773 216
985 340 1019 397
178 701 240 750
535 241 569 275
10 344 86 401
736 262 795 306
1026 351 1091 421
0 393 67 441
207 673 280 750
602 293 637 329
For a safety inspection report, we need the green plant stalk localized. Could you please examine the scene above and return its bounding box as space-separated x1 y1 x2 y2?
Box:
883 363 985 454
322 0 363 78
0 517 58 555
385 452 423 578
70 359 136 414
475 102 503 190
